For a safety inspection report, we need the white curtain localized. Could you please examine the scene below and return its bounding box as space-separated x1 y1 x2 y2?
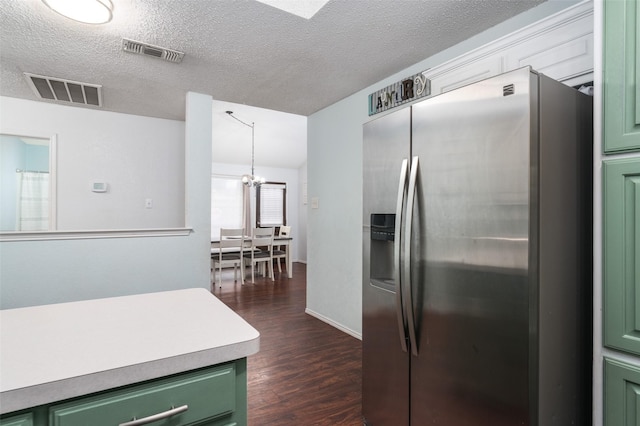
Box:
16 171 49 231
242 185 251 234
211 176 245 239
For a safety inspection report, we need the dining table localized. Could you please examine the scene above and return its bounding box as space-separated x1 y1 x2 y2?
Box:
211 235 293 279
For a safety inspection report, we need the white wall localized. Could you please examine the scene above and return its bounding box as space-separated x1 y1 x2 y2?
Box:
306 0 584 338
1 97 185 230
0 93 212 309
212 162 302 262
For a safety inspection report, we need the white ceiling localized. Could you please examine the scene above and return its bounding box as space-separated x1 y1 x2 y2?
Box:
0 0 546 169
212 100 307 169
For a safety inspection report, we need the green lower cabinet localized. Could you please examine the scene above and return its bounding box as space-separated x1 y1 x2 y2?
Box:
604 358 640 425
603 158 640 355
0 413 34 426
0 359 247 426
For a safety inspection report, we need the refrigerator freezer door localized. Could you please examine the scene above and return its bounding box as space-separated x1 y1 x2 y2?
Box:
363 107 411 425
410 68 533 425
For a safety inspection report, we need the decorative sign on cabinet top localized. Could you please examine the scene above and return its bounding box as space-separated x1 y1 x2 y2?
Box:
368 71 430 116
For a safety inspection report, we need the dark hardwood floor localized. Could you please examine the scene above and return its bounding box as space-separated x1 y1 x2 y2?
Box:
213 263 363 426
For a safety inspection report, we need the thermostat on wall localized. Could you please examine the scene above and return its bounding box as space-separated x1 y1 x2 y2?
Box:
92 182 108 193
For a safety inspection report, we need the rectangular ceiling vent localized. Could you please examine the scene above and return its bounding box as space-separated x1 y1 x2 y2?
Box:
122 39 184 63
24 73 103 106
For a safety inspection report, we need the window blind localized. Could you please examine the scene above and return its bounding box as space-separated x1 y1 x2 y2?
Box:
258 183 286 227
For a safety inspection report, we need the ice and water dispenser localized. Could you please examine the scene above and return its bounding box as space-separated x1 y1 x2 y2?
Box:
369 213 396 292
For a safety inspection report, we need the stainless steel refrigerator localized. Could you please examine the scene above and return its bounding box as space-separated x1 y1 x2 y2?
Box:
362 67 592 425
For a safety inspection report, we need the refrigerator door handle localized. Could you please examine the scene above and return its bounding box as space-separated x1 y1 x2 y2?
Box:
404 156 419 356
394 158 409 353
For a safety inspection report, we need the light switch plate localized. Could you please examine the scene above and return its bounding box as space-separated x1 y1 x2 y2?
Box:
92 182 107 193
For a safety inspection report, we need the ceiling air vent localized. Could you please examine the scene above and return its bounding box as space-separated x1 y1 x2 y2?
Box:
24 73 103 106
122 38 184 63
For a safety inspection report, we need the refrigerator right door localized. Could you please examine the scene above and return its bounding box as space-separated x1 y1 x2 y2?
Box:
409 68 533 425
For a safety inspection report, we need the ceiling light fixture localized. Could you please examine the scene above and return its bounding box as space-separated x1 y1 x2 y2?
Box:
226 111 266 187
42 0 113 24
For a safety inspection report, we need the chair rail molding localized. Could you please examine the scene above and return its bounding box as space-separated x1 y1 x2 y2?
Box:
0 228 192 242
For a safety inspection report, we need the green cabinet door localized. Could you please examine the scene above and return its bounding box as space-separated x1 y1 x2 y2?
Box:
603 158 640 355
0 413 33 426
0 359 247 426
603 0 640 152
604 358 640 425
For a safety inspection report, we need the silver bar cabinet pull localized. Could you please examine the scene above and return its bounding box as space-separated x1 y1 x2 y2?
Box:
119 405 189 426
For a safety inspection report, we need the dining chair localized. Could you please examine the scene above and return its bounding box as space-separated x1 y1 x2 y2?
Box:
273 225 291 274
243 227 275 283
211 228 245 288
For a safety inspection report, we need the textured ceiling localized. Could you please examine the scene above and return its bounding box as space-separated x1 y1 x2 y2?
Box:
0 0 546 122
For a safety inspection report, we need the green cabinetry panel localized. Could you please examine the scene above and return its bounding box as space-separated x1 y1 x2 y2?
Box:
603 0 640 152
603 158 640 355
0 413 33 426
604 358 640 425
0 359 247 426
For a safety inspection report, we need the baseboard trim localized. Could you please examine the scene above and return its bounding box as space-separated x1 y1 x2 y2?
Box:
305 308 362 340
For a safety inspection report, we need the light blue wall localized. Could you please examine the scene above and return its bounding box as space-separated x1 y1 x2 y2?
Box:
0 92 212 309
0 137 49 231
0 136 25 231
306 0 584 337
24 144 49 171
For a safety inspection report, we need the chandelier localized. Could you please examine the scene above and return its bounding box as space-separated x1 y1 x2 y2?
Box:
225 111 266 187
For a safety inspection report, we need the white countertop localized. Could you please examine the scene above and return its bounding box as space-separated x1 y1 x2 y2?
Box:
0 288 260 414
